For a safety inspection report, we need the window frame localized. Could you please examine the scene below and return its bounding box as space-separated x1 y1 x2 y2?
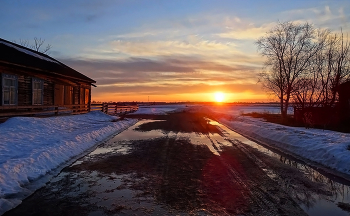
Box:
2 73 18 106
32 78 44 105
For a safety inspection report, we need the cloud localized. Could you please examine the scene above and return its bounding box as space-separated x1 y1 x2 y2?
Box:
280 5 350 31
95 83 262 95
61 56 259 78
85 14 99 22
60 55 263 101
217 5 350 42
61 57 197 74
106 38 237 57
217 22 277 40
76 35 262 67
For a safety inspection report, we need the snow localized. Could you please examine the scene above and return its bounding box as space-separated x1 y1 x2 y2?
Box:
0 41 58 64
209 104 293 115
0 111 137 214
130 104 292 116
219 115 350 176
129 104 188 115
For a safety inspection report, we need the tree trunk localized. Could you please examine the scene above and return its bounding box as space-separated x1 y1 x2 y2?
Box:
282 90 290 122
281 109 288 121
280 90 284 120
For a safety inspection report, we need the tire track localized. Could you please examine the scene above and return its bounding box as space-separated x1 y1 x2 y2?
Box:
205 123 308 216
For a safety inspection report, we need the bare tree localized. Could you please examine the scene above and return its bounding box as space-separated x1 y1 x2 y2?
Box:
319 31 350 107
15 39 30 48
292 30 350 109
256 22 326 120
13 37 52 54
292 29 330 109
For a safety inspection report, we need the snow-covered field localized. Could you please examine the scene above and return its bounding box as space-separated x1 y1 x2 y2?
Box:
208 104 293 115
129 104 188 115
130 104 292 116
0 112 137 215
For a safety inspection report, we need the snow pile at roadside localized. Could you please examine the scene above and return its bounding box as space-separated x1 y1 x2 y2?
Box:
220 116 350 175
130 104 188 115
0 111 137 214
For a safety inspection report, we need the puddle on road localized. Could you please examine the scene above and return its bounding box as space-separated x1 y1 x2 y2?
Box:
85 120 167 158
179 133 220 156
52 120 181 215
204 118 350 216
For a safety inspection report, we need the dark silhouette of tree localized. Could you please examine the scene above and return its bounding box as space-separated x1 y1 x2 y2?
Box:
256 22 327 120
13 37 52 54
293 31 350 109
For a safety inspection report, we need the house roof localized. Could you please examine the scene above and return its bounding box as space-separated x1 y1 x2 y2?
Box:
338 80 350 88
334 80 350 92
0 38 96 84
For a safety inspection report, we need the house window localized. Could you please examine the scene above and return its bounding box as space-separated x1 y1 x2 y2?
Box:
2 74 17 105
85 89 89 104
32 78 44 105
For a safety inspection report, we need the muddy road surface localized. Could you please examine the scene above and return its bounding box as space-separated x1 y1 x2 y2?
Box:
4 111 350 215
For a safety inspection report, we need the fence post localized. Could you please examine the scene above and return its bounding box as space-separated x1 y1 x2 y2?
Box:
114 105 118 115
101 103 108 114
55 106 59 115
104 103 108 114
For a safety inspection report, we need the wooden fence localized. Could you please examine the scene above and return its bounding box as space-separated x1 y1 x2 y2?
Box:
0 103 138 118
91 103 138 115
0 104 90 117
294 106 340 127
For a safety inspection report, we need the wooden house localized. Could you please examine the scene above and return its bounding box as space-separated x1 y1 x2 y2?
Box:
0 38 96 117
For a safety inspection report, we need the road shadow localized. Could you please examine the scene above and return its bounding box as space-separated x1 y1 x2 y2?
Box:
134 111 224 135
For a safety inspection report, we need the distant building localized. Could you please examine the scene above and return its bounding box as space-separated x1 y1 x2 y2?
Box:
294 80 350 127
336 80 350 122
0 38 96 117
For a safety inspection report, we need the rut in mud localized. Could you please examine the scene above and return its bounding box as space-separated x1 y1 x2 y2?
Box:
5 112 312 215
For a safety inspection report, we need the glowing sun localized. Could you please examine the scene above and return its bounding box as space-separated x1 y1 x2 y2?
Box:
214 92 225 102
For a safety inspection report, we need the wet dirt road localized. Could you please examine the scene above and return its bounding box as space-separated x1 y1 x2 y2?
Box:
4 111 350 215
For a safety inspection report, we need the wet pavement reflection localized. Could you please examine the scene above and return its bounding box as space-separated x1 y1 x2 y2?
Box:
208 118 350 216
5 116 350 216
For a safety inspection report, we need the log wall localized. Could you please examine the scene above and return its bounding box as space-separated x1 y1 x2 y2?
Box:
0 64 93 117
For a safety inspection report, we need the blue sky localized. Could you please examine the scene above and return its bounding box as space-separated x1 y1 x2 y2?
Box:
1 0 349 102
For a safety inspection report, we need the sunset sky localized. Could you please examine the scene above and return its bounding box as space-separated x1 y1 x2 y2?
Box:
1 0 349 102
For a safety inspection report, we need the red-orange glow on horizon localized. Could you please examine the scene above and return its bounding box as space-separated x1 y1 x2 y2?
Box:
91 92 269 103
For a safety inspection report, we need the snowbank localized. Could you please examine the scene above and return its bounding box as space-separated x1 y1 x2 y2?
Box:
0 111 137 214
220 116 350 176
129 104 188 115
